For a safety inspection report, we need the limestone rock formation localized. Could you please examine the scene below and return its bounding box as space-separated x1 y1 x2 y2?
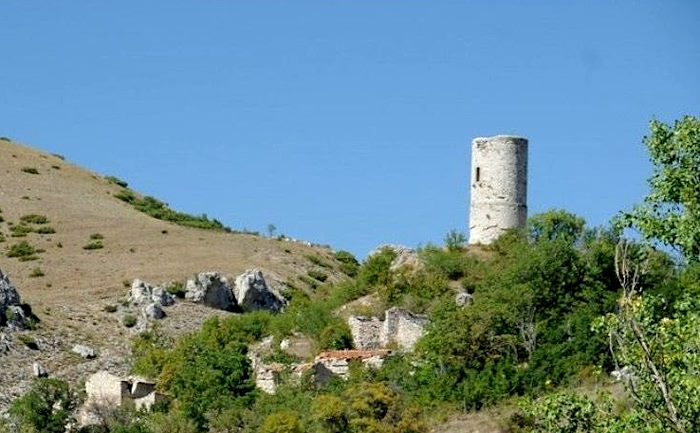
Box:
32 362 47 378
185 272 236 311
234 269 286 313
348 307 428 351
129 279 174 307
141 303 165 320
72 344 97 359
0 269 31 330
455 292 473 307
367 244 422 271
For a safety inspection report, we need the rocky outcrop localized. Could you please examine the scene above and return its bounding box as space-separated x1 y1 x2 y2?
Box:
72 344 98 359
185 272 236 311
455 292 473 307
129 279 174 307
0 270 32 330
367 244 422 272
348 307 428 351
32 362 47 378
234 269 286 313
141 303 165 320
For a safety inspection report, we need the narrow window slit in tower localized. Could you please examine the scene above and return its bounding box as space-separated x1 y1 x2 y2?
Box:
476 167 481 182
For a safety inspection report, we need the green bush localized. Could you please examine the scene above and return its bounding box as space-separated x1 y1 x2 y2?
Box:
21 167 39 174
123 314 137 328
318 321 353 350
8 378 75 433
334 250 360 277
308 269 329 282
260 410 303 433
83 240 104 250
28 268 44 278
20 214 49 224
305 254 332 268
89 233 104 240
164 281 187 298
114 189 229 231
105 175 129 188
7 241 37 258
34 226 56 234
10 224 33 237
104 304 118 313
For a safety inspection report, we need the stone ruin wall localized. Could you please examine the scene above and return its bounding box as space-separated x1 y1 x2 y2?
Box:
348 307 427 351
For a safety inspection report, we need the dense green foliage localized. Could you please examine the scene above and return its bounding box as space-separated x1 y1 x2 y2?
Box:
114 189 229 231
9 117 697 433
617 115 700 262
3 378 76 433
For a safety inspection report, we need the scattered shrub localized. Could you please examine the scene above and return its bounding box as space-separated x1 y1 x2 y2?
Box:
89 233 104 240
28 268 44 278
105 175 129 188
21 167 39 174
305 254 332 268
51 153 65 160
104 304 118 313
8 378 75 433
7 241 37 259
334 250 360 277
20 214 49 224
51 165 60 170
17 334 39 350
34 226 56 234
83 240 104 250
0 136 11 142
114 189 229 231
164 281 187 298
10 224 33 237
308 269 328 282
123 314 138 328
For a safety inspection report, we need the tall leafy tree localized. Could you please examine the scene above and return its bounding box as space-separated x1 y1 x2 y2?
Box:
618 115 700 262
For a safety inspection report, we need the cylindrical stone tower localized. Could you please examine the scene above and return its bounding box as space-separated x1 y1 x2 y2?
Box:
468 135 528 245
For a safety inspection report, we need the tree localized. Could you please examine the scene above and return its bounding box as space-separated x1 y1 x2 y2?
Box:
597 242 700 433
267 224 277 238
617 116 700 262
528 209 585 244
8 378 75 433
444 229 466 251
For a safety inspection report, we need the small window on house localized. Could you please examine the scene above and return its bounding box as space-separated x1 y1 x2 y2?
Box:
476 167 481 182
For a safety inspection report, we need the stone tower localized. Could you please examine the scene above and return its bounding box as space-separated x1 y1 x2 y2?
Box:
468 135 528 245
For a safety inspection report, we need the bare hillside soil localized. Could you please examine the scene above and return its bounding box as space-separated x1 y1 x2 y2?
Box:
0 139 343 409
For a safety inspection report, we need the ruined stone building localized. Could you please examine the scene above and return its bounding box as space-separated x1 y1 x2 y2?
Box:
469 135 529 245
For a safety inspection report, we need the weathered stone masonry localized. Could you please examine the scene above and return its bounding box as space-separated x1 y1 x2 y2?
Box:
469 135 528 245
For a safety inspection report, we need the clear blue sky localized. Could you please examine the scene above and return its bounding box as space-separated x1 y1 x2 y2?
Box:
1 1 698 257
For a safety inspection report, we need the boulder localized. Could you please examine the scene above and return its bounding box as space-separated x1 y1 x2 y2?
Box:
367 244 421 272
234 269 286 313
72 344 97 359
32 362 48 378
0 269 27 329
455 292 473 307
129 279 174 307
0 333 12 352
185 272 236 311
141 303 165 320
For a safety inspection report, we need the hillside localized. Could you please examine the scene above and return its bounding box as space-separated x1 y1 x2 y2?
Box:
0 139 346 408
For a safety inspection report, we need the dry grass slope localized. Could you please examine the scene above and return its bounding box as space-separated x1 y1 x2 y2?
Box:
0 139 343 408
